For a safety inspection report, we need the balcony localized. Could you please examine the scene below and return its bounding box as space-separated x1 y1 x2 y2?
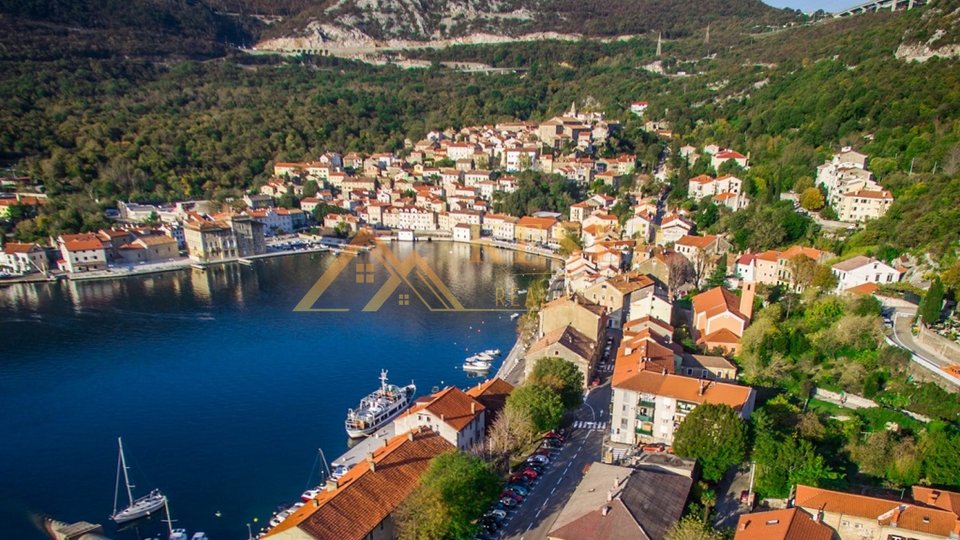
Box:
636 413 654 422
636 426 653 436
638 399 656 408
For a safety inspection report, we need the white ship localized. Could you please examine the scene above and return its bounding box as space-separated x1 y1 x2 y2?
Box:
345 370 416 438
110 437 167 524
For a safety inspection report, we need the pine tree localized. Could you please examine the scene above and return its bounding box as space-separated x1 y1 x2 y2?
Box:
919 277 944 325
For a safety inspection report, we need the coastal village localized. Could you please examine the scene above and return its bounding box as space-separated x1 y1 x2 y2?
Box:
8 103 960 540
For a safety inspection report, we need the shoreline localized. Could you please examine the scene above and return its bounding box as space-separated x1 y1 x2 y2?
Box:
0 236 563 287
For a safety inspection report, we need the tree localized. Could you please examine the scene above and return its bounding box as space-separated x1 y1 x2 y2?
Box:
558 230 583 256
666 252 695 299
525 277 548 312
487 405 535 464
921 425 960 488
673 404 748 481
705 253 728 289
530 357 583 409
942 261 960 294
302 180 319 198
811 264 838 290
665 516 723 540
919 277 944 325
786 255 817 290
799 187 825 211
505 383 564 433
396 451 501 540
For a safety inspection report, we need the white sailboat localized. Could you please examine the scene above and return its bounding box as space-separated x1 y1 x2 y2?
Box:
110 437 167 524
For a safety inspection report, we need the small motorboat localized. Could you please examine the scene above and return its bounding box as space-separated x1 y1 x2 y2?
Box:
169 529 188 540
301 487 321 502
482 348 501 356
190 534 209 540
510 313 520 320
463 355 492 371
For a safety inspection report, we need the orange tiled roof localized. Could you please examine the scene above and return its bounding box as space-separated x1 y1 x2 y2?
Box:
517 216 558 230
612 366 752 409
401 386 485 432
913 487 960 516
846 282 879 295
3 242 41 254
676 235 717 249
734 508 832 540
698 328 742 345
267 428 453 540
796 485 960 537
692 287 745 321
528 325 597 361
689 174 714 184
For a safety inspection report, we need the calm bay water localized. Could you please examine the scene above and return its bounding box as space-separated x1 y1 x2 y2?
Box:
0 241 554 540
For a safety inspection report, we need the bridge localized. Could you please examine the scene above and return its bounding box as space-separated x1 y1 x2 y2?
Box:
834 0 926 17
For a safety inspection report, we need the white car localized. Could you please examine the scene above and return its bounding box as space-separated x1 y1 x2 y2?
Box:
527 454 549 465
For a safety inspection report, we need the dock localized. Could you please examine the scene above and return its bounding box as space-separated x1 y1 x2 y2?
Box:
44 518 110 540
331 423 397 469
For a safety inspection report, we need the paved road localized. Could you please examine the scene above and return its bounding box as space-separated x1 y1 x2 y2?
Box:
885 305 960 387
498 383 611 540
713 464 753 528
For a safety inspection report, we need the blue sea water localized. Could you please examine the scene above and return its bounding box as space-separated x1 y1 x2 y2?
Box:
0 242 554 539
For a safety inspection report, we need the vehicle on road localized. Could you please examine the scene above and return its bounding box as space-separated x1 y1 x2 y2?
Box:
485 509 507 522
519 467 539 479
501 489 524 502
544 431 565 443
526 454 549 465
499 496 518 508
641 442 667 453
740 490 751 504
506 484 529 496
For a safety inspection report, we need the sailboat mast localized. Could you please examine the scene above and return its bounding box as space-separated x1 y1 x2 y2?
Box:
113 449 122 514
163 497 174 536
118 437 134 506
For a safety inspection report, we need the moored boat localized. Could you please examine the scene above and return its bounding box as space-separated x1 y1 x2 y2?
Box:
110 437 167 524
345 370 416 438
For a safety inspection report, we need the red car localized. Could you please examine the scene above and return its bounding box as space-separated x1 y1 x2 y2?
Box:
509 473 529 484
544 431 565 443
641 443 666 453
533 448 552 457
501 490 523 502
520 468 539 480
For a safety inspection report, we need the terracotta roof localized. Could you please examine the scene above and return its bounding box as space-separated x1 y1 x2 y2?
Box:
612 362 752 409
682 354 736 372
714 192 737 201
466 378 514 423
692 287 745 321
845 282 879 295
716 150 746 159
913 487 960 516
676 235 717 249
3 242 42 254
624 316 674 334
517 216 558 230
617 332 676 374
796 485 960 537
734 508 832 540
401 386 485 432
63 239 104 252
542 295 607 317
779 245 825 262
528 325 597 361
267 429 453 540
698 328 742 345
689 174 714 185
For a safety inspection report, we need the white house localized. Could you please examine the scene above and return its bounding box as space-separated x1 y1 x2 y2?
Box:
393 386 486 451
57 234 107 273
452 223 475 243
1 242 48 275
831 255 902 292
630 101 649 116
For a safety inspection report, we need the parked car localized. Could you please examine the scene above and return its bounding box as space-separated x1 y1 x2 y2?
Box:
533 448 552 457
641 442 666 453
544 431 565 443
527 454 549 465
499 496 518 508
506 484 529 496
501 490 523 502
542 439 562 450
485 509 507 522
519 468 539 480
740 490 751 504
